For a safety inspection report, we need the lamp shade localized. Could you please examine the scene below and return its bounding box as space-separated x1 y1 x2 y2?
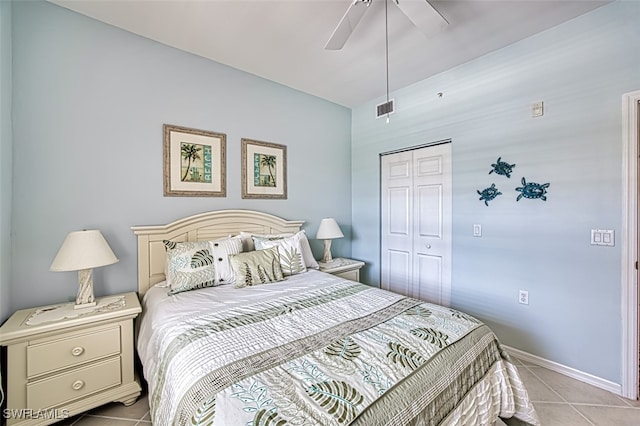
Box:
316 218 344 240
50 230 119 272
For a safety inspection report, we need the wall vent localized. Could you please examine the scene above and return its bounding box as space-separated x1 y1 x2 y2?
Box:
376 99 395 118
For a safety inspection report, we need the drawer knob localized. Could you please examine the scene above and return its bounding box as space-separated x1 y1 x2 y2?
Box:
71 346 85 356
72 380 85 391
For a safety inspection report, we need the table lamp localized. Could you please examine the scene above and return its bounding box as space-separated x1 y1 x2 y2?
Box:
316 218 344 263
50 229 119 309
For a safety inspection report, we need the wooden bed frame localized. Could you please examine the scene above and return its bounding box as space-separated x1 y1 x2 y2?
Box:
131 209 304 296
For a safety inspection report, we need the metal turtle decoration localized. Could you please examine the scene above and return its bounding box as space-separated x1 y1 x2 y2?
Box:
489 157 516 178
515 177 550 201
477 183 502 206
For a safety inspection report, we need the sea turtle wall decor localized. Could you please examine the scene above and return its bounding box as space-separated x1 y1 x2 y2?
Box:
515 177 550 201
478 183 502 206
489 157 516 178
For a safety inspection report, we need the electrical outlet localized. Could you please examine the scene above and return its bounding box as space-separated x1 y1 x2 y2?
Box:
519 290 529 305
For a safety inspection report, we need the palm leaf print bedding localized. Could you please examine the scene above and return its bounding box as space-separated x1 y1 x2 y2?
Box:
137 272 539 426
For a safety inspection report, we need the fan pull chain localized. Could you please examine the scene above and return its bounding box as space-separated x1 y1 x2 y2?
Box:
385 0 390 123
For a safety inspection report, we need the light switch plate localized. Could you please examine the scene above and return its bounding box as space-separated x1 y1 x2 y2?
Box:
532 101 544 117
591 229 615 246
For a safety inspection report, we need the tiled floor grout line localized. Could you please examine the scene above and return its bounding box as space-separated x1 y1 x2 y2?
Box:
518 362 597 426
564 403 597 426
69 414 85 425
519 359 640 409
135 410 152 425
84 414 140 422
568 402 640 409
617 394 638 408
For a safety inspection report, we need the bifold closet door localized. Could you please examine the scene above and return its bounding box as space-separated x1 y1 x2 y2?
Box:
381 143 452 305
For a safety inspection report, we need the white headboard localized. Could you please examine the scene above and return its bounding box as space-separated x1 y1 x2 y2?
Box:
131 209 304 297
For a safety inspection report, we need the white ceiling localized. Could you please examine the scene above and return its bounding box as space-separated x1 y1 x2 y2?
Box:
50 0 611 108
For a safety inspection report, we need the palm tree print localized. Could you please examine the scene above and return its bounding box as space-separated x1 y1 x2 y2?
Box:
259 154 277 187
181 143 202 181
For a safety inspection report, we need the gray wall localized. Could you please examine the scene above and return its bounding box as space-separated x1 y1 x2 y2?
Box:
9 1 352 312
0 0 12 323
351 1 639 385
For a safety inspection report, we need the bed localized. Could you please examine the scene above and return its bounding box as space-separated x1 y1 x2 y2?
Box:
132 209 539 426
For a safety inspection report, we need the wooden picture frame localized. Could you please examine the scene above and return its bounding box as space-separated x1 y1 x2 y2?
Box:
163 124 226 197
241 138 287 199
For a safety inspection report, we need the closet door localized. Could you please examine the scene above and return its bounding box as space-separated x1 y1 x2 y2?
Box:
381 143 452 305
381 150 413 297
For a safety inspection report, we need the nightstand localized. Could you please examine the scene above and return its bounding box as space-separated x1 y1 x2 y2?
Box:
0 292 142 425
318 258 365 282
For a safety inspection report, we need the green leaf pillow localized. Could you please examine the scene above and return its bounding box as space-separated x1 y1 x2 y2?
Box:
230 247 284 288
163 236 242 295
252 233 307 276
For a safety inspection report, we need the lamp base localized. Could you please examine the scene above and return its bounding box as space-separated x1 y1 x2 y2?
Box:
76 268 96 308
322 239 333 263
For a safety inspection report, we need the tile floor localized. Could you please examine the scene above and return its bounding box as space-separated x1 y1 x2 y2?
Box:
54 357 640 425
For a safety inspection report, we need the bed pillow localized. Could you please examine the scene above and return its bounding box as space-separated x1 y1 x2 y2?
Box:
241 230 319 270
163 236 242 294
253 232 307 276
230 247 284 288
292 230 319 270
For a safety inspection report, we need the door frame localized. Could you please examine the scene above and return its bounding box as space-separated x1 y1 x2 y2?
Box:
622 89 640 399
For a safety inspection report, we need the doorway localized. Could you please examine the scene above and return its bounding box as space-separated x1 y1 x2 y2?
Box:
622 90 640 399
380 141 452 305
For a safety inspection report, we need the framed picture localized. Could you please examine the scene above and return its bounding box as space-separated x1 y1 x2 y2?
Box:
241 138 287 199
163 124 226 197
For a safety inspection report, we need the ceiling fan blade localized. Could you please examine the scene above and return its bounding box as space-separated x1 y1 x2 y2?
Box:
394 0 448 39
324 0 372 50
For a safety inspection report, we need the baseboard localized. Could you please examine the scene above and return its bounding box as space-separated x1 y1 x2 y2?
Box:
503 345 622 396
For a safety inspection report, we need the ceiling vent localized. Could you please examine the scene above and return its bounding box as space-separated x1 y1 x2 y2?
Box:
376 99 395 119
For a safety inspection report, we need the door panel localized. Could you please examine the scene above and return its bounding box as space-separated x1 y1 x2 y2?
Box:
383 249 411 296
416 156 442 176
388 188 410 236
413 144 452 305
381 151 413 296
417 185 442 238
416 253 442 303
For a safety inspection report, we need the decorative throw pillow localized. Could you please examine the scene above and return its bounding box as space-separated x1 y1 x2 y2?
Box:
238 231 291 252
253 233 307 276
163 236 242 294
230 247 284 288
241 230 319 270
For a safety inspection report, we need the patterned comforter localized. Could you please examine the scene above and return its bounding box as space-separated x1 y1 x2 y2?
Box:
137 270 539 426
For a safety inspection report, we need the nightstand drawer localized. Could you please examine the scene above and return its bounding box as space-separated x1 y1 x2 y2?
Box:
334 269 359 282
27 357 122 409
27 326 121 378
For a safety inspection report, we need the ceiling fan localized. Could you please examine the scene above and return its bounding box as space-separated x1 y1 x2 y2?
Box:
325 0 448 50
